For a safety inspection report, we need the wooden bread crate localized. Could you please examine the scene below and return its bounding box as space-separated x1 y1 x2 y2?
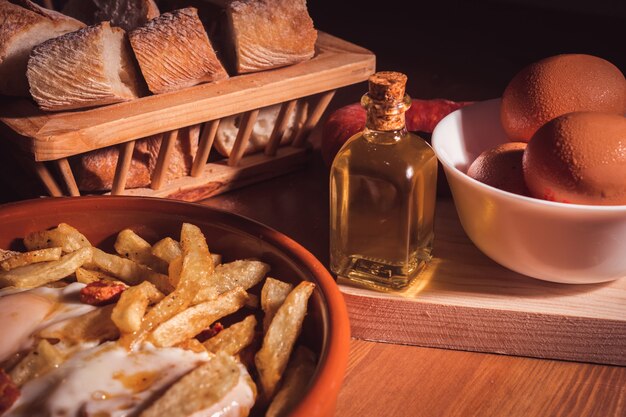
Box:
0 32 375 201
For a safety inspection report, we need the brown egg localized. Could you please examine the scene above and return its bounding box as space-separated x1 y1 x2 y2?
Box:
501 54 626 142
523 112 626 205
467 142 529 196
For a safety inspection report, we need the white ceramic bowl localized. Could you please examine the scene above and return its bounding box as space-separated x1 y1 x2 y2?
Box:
431 98 626 284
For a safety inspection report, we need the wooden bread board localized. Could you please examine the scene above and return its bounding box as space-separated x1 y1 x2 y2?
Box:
339 199 626 366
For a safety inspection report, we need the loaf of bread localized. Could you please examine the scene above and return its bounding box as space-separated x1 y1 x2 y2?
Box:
62 0 160 31
73 125 200 191
129 7 229 94
27 21 144 111
214 102 308 157
210 0 317 74
0 0 84 97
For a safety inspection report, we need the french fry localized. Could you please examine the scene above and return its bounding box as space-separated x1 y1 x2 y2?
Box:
151 237 182 263
0 247 92 289
175 338 207 353
261 278 293 333
167 255 183 287
88 248 173 294
0 249 19 263
246 293 259 309
139 224 215 337
152 238 222 266
9 340 64 386
139 352 254 417
193 260 270 304
115 229 168 274
75 267 118 284
23 223 91 253
266 346 317 417
203 315 257 356
38 304 119 344
255 281 315 399
150 287 249 348
111 281 164 334
0 247 62 271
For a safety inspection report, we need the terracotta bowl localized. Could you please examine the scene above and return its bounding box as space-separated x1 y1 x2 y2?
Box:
0 196 350 417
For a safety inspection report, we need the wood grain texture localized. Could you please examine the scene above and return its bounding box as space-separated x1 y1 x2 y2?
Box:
228 109 259 167
0 32 374 161
191 120 220 177
339 200 626 366
119 146 308 201
336 339 626 417
194 151 625 417
265 99 297 156
111 141 135 195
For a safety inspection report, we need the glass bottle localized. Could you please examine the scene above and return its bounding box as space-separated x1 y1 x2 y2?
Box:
329 71 437 290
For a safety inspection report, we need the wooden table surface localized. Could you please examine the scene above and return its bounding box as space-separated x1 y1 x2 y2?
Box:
0 1 624 416
198 4 626 415
198 149 625 417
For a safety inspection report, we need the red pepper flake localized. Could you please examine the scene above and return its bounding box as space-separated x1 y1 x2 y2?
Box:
0 369 19 414
196 322 224 343
80 280 127 306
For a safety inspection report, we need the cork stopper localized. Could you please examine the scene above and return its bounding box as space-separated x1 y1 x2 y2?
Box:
364 71 410 131
368 71 407 102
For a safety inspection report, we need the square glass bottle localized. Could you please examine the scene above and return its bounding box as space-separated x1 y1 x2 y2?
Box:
329 72 437 289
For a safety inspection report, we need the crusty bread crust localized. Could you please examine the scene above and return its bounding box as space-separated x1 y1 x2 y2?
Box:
0 0 84 96
226 0 317 74
73 124 200 191
27 21 143 111
129 7 229 94
62 0 160 31
94 0 160 31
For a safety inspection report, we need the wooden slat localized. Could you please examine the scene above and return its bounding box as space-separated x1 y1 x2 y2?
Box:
119 146 308 201
150 130 178 190
55 158 80 196
191 120 220 177
0 32 375 161
33 162 63 197
292 90 336 147
228 109 260 167
111 141 136 195
265 100 298 156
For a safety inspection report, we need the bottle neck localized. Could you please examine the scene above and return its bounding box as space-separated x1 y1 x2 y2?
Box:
363 93 410 130
363 125 408 144
362 93 411 142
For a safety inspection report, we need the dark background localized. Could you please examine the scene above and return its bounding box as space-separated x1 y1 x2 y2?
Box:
308 0 626 102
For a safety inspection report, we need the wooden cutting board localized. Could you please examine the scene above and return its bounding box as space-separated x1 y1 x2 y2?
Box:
338 200 626 366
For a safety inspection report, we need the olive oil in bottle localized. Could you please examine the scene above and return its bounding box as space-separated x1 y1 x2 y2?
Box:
329 71 437 290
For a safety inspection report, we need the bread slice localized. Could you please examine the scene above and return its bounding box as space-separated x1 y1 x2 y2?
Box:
216 0 317 74
214 102 308 157
73 125 200 191
0 0 85 96
129 7 229 95
27 21 144 111
62 0 160 31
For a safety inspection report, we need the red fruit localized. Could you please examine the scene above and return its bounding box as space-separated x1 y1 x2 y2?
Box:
405 98 474 132
321 103 366 167
321 99 473 166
